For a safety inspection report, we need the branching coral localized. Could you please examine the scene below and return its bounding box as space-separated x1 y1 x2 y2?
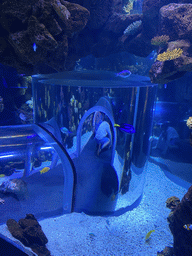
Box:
151 35 170 46
157 48 183 61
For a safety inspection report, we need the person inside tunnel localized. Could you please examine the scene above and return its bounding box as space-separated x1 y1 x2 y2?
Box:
93 111 112 156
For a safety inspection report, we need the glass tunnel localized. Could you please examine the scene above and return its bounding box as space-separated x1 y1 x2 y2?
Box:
0 70 157 224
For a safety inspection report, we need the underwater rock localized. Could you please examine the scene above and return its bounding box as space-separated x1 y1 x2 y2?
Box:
157 246 174 256
159 3 192 41
0 0 90 75
7 214 50 256
0 179 28 200
149 4 192 83
149 39 192 84
167 185 192 256
104 12 142 35
2 0 192 80
82 0 113 30
6 219 30 247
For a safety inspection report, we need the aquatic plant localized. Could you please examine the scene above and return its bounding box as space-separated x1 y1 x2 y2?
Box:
157 48 183 61
151 35 170 46
123 20 142 36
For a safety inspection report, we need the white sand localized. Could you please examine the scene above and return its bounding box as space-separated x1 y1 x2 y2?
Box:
0 161 189 256
40 161 188 255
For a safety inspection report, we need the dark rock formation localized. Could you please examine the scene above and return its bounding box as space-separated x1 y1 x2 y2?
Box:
167 185 192 256
149 3 192 84
0 0 90 75
1 0 192 83
157 246 174 256
7 214 50 256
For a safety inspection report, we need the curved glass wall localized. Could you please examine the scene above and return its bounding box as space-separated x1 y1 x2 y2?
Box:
32 70 157 215
0 124 75 224
150 73 192 186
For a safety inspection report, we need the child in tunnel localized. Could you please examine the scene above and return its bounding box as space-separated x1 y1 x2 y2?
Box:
93 111 112 156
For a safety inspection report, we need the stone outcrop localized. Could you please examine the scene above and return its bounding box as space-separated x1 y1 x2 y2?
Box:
149 3 192 84
1 0 192 83
7 214 50 256
0 0 90 75
167 186 192 256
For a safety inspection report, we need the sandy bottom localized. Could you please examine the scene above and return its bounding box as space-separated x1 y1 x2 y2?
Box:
0 161 189 256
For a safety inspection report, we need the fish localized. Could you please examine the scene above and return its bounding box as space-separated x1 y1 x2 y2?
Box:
145 230 155 240
147 50 157 61
116 70 131 78
114 123 135 134
0 174 5 178
89 233 96 238
19 113 27 121
33 43 37 52
60 127 72 134
40 167 50 174
164 84 167 89
183 224 192 231
26 98 33 109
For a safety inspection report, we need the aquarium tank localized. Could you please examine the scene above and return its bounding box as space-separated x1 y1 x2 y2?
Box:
0 0 192 255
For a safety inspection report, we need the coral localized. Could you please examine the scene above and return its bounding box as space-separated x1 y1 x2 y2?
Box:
123 0 135 14
151 35 170 46
186 116 192 129
123 20 142 36
157 48 183 62
166 196 180 211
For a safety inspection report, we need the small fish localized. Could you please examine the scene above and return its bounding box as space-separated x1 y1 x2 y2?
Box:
164 84 167 89
89 233 96 238
60 127 72 134
0 174 5 178
147 50 157 60
19 113 27 121
26 98 33 109
40 167 50 174
145 230 155 240
183 224 192 231
33 43 37 52
116 70 131 78
114 123 135 134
